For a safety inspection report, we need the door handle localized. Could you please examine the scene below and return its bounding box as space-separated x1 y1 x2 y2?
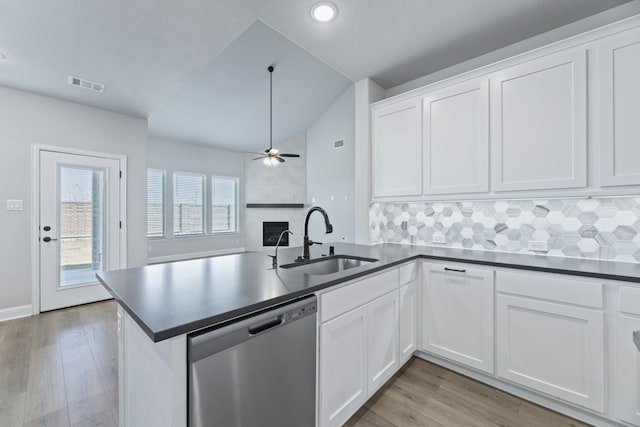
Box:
634 330 640 352
42 237 58 242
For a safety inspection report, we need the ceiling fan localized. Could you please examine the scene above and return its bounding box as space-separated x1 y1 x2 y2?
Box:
252 65 300 166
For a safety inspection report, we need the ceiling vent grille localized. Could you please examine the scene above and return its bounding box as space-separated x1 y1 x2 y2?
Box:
333 139 345 149
67 75 104 93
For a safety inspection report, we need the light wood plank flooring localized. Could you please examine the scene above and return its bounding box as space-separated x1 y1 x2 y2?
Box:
0 301 117 427
1 301 590 427
345 357 591 427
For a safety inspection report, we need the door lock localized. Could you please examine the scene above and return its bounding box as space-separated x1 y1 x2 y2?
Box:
42 236 58 242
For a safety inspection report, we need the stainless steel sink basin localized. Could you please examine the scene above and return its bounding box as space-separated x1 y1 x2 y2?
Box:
280 255 378 275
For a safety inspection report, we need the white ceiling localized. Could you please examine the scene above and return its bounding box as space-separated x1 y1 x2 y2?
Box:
0 0 634 150
149 21 352 153
249 0 631 88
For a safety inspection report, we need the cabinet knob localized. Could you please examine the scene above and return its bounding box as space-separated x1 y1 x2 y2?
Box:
634 330 640 353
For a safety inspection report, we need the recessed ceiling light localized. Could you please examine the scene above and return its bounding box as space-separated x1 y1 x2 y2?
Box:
310 2 337 23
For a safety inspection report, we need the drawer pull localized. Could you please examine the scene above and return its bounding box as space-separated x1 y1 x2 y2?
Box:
634 330 640 352
444 267 466 274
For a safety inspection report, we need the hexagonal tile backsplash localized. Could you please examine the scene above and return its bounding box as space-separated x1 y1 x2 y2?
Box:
369 198 640 262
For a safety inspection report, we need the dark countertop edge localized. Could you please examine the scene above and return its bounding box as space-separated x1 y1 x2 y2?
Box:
103 252 640 343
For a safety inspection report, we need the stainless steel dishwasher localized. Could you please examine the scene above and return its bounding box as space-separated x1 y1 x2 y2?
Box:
188 295 317 427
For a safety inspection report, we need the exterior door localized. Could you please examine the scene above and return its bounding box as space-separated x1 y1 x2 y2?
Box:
39 150 122 311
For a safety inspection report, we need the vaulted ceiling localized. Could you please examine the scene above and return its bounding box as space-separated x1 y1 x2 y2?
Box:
0 0 634 151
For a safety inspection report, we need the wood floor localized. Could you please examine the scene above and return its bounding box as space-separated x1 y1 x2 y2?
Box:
0 301 590 427
0 300 117 427
345 357 591 427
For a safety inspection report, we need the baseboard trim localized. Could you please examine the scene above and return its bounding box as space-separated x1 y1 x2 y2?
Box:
148 247 246 264
414 351 622 427
0 304 33 322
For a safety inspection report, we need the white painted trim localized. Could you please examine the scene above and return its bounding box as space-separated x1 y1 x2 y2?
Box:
147 247 246 264
0 305 33 322
414 351 622 427
31 144 128 314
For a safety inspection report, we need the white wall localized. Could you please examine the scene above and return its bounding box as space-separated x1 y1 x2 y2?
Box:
244 133 306 252
306 85 356 243
354 79 385 244
0 85 147 312
147 136 245 261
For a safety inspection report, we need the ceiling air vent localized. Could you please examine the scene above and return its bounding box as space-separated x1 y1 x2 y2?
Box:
333 139 345 149
67 75 104 93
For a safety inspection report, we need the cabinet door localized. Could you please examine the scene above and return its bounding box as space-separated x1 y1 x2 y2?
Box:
372 99 422 197
319 306 368 427
490 49 587 192
367 291 399 394
423 79 489 194
422 263 494 373
618 314 640 425
496 294 604 412
598 27 640 187
398 282 417 363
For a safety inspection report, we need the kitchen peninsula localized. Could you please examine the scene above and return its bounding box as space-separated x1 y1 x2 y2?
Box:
98 243 640 427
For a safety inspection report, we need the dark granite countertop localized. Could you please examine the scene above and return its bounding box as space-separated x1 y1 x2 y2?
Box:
96 243 640 342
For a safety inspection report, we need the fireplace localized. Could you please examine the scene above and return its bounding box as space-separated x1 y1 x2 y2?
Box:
263 222 289 247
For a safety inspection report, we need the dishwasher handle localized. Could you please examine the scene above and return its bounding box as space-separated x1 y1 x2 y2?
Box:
249 316 283 335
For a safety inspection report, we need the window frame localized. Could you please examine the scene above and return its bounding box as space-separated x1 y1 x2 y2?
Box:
146 168 166 240
211 175 240 235
172 171 206 238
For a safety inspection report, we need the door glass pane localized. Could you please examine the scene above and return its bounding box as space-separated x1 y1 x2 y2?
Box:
59 166 105 286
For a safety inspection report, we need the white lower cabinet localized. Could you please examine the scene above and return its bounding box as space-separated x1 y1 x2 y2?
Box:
421 262 494 374
367 291 399 393
318 268 402 427
617 285 640 426
319 305 368 427
618 314 640 425
398 282 417 363
496 273 604 413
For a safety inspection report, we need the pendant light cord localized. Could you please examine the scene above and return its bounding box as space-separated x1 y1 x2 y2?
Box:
268 65 274 151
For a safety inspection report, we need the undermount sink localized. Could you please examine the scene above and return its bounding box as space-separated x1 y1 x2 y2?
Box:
280 255 378 275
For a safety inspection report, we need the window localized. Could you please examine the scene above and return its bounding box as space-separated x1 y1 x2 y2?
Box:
147 169 165 238
173 172 205 236
212 176 238 233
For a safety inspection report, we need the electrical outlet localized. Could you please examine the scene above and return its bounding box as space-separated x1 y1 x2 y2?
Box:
528 240 549 252
6 199 23 211
433 233 446 244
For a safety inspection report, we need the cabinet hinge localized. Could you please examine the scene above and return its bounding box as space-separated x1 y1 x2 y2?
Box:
119 171 122 178
119 221 122 229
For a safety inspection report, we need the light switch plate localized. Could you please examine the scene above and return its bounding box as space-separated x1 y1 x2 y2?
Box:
6 200 23 211
433 233 446 244
528 240 549 252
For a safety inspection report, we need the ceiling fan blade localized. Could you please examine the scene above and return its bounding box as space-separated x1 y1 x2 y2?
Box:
252 156 266 161
275 156 285 163
279 153 300 158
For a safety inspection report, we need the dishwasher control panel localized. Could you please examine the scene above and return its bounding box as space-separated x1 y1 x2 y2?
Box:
286 300 317 322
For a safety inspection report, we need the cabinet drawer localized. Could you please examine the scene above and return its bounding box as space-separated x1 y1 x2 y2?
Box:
496 271 602 308
620 286 640 316
398 262 417 285
320 269 398 322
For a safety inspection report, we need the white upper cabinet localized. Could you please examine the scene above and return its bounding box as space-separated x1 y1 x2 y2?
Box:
372 98 422 197
423 79 489 194
490 49 588 192
598 27 640 187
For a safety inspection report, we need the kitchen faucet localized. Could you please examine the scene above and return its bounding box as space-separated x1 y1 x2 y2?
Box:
268 229 293 268
298 206 333 261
